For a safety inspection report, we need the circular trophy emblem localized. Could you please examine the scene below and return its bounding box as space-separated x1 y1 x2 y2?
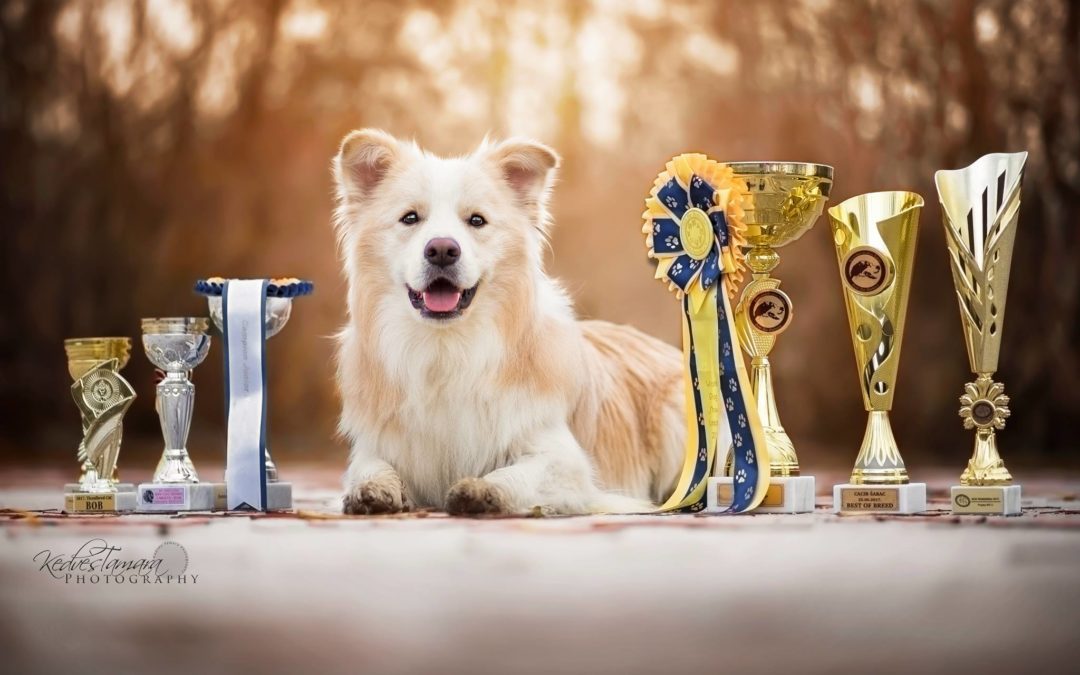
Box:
971 400 996 427
843 247 892 295
748 289 792 334
92 378 115 402
82 370 121 412
955 494 972 508
679 208 714 261
153 541 189 577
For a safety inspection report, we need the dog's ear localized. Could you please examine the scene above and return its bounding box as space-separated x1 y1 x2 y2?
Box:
335 129 400 200
484 138 560 215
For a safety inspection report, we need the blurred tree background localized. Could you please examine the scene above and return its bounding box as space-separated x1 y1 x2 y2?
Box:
1 0 1077 473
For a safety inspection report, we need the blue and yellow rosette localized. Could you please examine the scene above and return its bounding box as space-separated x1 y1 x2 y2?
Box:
643 154 771 513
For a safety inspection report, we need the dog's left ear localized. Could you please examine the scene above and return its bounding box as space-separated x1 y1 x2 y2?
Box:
334 128 401 201
484 138 560 218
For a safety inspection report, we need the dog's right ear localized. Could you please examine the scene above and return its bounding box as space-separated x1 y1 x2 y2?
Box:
334 129 399 200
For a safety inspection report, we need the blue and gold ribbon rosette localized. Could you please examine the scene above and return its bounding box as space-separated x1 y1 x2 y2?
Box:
644 155 771 513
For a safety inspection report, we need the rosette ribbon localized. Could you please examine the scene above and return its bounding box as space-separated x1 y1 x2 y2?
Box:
643 155 771 513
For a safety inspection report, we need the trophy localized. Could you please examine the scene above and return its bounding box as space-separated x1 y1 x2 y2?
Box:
136 317 217 511
710 162 833 513
936 152 1027 516
63 337 137 513
198 277 313 511
828 191 927 514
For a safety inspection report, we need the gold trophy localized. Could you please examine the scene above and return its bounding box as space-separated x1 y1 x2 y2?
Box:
936 152 1027 515
828 191 927 514
63 337 138 513
711 162 832 513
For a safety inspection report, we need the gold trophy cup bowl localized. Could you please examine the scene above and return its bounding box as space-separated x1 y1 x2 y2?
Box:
64 337 131 381
725 162 834 478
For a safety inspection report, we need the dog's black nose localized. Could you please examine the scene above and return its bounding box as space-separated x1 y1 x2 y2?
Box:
424 238 460 267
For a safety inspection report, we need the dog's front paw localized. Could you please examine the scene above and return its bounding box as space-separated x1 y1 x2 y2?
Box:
446 477 511 516
343 473 408 515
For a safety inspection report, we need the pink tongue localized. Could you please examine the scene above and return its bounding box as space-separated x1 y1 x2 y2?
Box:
422 287 461 313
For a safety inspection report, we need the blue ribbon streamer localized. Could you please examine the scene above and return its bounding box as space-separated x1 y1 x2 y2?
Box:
658 171 761 513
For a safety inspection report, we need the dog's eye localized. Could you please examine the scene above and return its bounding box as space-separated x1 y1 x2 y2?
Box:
468 214 487 228
400 211 420 225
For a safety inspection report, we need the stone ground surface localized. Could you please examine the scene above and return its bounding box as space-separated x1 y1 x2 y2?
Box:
2 466 1080 675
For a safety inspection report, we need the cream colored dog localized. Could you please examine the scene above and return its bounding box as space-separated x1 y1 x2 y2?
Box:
332 129 684 515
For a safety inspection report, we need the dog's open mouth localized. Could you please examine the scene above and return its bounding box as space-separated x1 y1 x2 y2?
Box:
407 279 478 319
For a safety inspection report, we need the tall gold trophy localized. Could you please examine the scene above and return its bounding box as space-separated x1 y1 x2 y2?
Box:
828 191 927 514
710 162 833 513
63 337 138 513
936 152 1027 515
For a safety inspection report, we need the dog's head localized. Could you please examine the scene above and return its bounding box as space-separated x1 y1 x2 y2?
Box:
332 129 559 325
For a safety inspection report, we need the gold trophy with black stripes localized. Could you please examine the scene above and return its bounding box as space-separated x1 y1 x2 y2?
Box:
936 152 1027 516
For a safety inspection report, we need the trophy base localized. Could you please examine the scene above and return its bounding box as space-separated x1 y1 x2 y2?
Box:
65 483 135 493
137 482 217 512
210 482 293 511
705 476 816 514
63 490 137 514
951 484 1022 516
833 483 927 515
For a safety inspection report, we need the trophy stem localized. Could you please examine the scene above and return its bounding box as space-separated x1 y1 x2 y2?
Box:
962 429 1013 486
750 356 799 477
850 411 909 485
152 372 199 484
78 461 112 493
265 449 278 482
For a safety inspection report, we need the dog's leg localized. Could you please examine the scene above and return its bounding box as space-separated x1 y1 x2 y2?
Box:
342 447 409 515
446 424 641 516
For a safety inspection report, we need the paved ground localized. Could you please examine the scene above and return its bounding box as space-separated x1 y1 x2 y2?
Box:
2 466 1080 674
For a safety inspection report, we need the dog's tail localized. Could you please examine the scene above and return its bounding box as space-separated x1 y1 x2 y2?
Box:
589 491 655 515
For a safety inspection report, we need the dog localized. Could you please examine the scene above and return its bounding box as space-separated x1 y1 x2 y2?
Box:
331 129 684 515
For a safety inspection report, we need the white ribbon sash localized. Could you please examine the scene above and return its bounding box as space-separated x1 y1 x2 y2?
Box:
224 279 268 511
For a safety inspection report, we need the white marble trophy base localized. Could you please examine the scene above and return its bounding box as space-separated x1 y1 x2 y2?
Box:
136 482 217 512
951 484 1022 516
209 482 293 511
63 490 137 514
706 476 815 513
833 483 927 514
65 483 135 493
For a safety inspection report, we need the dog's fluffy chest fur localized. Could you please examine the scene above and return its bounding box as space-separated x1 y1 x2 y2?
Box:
381 325 571 506
339 280 583 508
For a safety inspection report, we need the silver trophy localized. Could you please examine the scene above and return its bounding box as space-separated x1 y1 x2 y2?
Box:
137 317 216 511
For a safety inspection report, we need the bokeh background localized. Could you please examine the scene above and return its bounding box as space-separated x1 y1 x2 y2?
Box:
1 0 1077 474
